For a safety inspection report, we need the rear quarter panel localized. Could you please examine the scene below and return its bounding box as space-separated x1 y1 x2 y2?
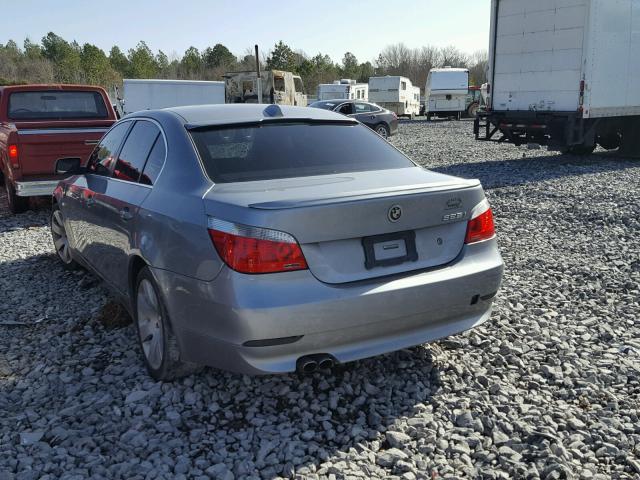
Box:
133 112 223 282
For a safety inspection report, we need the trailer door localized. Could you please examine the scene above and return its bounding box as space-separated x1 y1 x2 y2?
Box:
492 0 588 112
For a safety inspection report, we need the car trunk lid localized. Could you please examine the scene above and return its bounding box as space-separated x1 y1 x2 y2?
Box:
203 167 485 284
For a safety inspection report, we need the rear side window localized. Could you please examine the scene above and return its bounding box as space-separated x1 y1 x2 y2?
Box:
114 121 160 183
8 90 109 120
87 122 131 176
190 122 414 183
140 137 166 186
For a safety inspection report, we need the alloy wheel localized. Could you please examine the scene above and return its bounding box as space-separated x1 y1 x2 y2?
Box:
51 210 73 264
137 279 164 370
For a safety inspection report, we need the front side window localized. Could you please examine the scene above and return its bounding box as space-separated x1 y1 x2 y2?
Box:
274 76 285 92
190 122 414 183
400 81 407 90
113 121 161 183
8 90 109 120
337 103 354 115
87 122 131 176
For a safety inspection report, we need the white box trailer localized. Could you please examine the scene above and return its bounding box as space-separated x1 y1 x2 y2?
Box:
120 79 225 115
317 79 368 101
425 67 469 119
368 76 420 118
476 0 640 155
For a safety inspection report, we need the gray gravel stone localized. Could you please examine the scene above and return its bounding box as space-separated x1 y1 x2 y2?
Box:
1 120 638 479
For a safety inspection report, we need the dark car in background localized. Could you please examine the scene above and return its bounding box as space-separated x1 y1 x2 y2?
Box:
309 100 398 139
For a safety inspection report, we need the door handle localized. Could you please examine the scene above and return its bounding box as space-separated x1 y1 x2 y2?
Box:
120 207 133 221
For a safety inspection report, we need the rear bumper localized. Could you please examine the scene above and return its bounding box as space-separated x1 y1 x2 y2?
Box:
152 239 503 374
15 180 60 197
389 119 399 135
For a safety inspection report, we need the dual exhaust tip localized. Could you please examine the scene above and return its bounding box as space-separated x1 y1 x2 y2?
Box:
296 354 336 374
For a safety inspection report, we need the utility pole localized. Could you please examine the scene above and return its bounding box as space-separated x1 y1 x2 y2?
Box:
255 45 262 104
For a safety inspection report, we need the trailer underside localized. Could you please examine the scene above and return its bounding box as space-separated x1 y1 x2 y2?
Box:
474 111 640 156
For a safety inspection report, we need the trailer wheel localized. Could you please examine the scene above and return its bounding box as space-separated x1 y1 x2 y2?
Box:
561 145 596 156
4 176 29 214
597 134 621 151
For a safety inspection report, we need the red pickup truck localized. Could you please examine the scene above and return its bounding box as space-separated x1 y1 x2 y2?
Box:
0 84 117 213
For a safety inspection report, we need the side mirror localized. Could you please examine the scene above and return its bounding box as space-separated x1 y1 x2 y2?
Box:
55 157 82 175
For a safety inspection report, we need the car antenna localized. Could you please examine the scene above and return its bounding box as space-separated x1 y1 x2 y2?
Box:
263 104 283 118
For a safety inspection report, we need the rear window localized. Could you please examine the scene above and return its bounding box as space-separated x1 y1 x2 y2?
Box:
8 90 109 120
190 122 413 183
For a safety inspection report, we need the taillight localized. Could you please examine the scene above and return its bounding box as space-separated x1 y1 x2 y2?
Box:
464 201 496 244
208 218 308 274
8 144 18 159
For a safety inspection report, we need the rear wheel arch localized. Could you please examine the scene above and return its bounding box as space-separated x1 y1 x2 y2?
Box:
129 255 149 303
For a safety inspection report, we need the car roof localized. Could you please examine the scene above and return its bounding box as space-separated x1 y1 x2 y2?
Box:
311 99 375 105
163 103 352 127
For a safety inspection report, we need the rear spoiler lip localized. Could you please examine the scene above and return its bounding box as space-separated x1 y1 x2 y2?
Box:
185 118 359 131
247 179 481 210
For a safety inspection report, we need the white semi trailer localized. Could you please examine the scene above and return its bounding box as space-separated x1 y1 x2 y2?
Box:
119 79 225 115
475 0 640 155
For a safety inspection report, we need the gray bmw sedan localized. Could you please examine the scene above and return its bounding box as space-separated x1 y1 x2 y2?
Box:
51 104 503 380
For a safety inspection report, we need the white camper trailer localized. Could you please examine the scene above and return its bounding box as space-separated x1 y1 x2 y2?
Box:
425 67 469 119
368 76 420 118
317 79 368 101
120 79 225 115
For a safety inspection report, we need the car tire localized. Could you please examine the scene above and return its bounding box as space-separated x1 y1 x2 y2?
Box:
51 204 80 270
5 176 29 214
375 124 390 139
135 266 201 381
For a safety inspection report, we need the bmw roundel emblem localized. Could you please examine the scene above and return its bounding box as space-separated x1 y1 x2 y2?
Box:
388 205 402 222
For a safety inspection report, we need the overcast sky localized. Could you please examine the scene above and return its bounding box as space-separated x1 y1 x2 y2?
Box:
6 0 490 62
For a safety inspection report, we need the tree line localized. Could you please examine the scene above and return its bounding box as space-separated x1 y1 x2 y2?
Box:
0 33 488 97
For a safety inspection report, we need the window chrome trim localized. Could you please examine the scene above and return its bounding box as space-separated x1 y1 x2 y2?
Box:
106 117 169 188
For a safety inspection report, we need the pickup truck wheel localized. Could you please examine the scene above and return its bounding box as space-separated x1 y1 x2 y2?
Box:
4 177 29 214
51 205 80 270
135 267 202 381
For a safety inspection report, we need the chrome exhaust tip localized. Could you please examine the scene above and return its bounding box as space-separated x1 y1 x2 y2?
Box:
300 360 318 373
318 357 334 370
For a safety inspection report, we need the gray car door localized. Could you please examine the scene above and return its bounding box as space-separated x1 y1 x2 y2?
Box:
66 121 132 263
87 120 162 293
352 102 379 128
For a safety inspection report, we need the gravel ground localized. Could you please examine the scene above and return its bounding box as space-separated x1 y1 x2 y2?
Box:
1 119 639 479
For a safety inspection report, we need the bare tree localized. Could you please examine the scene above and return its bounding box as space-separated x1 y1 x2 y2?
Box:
468 50 488 85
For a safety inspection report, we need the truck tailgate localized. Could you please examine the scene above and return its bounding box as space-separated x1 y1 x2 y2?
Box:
15 123 111 175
